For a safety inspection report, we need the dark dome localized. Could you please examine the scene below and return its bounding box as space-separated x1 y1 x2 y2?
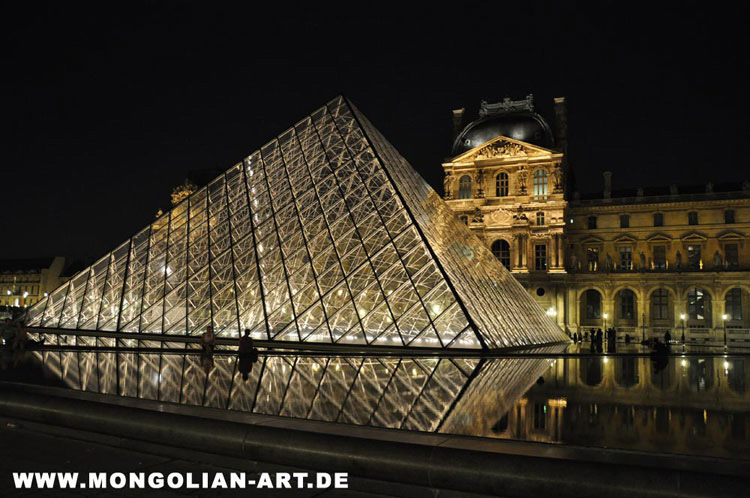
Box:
452 111 554 156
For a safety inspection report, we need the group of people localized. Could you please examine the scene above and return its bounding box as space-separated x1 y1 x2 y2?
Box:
199 325 258 379
1 318 29 351
1 318 32 369
570 327 621 353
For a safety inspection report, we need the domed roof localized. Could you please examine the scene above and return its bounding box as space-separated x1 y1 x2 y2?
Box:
451 96 554 156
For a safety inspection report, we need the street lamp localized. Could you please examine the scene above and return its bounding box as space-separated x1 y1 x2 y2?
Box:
722 313 728 350
680 313 686 344
603 312 608 331
546 307 557 318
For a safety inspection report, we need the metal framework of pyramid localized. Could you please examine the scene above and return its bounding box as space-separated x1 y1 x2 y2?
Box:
26 97 566 349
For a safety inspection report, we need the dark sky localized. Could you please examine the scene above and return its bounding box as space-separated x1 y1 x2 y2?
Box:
4 2 748 261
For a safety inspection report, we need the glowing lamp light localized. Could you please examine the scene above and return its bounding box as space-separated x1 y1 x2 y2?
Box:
602 313 608 320
680 313 686 320
722 314 729 321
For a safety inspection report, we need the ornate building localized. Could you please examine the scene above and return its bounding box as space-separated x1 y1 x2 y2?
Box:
0 257 67 312
443 95 750 342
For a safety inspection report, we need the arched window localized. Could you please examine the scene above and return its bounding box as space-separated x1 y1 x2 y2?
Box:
533 169 548 199
618 289 635 320
651 289 670 320
491 240 511 270
458 175 472 199
726 288 743 321
687 288 709 320
585 289 602 319
496 172 509 197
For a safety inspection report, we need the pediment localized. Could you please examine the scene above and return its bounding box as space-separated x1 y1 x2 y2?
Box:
579 235 604 245
646 232 672 242
680 231 708 242
613 233 638 244
450 135 558 163
717 230 746 241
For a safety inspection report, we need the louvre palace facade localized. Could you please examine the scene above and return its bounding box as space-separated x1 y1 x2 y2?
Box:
443 95 750 343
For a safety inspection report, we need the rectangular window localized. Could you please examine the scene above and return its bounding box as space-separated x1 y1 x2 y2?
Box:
687 245 702 269
653 246 667 269
725 210 735 224
620 290 635 319
726 288 742 321
653 213 664 227
587 248 599 271
588 216 597 229
533 403 546 430
536 212 545 225
688 288 707 320
535 244 547 271
620 214 630 228
652 289 669 320
619 247 632 271
688 211 698 225
725 244 739 268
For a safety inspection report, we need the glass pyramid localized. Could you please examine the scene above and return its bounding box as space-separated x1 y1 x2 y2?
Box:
25 97 566 349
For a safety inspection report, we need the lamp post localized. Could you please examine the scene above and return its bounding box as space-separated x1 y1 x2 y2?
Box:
722 313 728 350
641 312 646 343
680 313 686 344
603 312 608 331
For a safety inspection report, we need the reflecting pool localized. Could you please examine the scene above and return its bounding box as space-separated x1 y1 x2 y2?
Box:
4 343 749 461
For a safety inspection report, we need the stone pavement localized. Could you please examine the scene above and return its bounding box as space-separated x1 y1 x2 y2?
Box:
0 419 494 498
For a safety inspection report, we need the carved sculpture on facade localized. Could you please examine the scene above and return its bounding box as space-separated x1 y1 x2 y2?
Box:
486 208 513 226
639 251 646 270
713 250 722 268
517 165 528 195
471 207 484 224
676 250 682 268
474 140 528 160
475 169 485 198
605 253 613 271
443 172 452 200
512 204 528 221
551 164 563 193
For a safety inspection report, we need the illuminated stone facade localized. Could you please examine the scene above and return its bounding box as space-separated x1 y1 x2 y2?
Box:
0 257 66 310
444 96 750 342
490 355 749 458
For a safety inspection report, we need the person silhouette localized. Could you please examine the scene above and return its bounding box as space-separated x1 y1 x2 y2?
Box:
238 328 258 381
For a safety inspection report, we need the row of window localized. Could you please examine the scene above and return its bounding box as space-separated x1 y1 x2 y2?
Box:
489 240 740 273
587 210 737 230
585 243 740 271
457 170 549 199
583 288 743 322
0 285 40 295
490 240 549 271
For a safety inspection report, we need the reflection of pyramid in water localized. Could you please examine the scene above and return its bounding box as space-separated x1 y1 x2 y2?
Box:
26 97 566 349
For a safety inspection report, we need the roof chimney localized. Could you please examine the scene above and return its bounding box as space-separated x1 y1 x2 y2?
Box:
553 97 567 153
452 108 465 141
603 171 612 200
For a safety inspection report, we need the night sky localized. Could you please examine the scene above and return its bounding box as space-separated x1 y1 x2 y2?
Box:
4 2 747 262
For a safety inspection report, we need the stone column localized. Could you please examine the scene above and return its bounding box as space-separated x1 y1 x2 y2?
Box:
550 235 558 269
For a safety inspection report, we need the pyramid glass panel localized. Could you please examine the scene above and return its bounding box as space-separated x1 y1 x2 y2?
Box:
25 97 567 349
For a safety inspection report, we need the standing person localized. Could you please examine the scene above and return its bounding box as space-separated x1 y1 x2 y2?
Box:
201 325 216 353
11 322 27 352
1 319 14 347
238 329 258 381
